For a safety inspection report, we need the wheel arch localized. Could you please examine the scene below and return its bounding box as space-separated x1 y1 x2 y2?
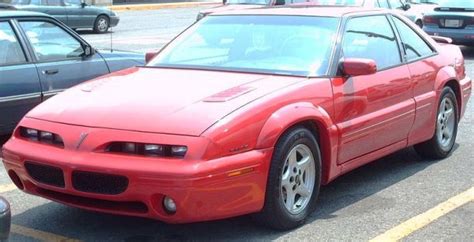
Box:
444 79 462 121
256 102 339 184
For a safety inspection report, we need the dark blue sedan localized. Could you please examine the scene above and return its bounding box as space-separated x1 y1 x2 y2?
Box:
0 11 144 136
423 0 474 45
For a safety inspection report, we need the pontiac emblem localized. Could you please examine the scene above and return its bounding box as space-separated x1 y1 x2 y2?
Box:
75 132 89 150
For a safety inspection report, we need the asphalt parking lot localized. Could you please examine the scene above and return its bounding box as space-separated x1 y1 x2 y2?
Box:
1 6 473 241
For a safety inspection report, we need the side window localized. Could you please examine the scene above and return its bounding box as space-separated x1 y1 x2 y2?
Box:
392 17 434 61
0 22 27 66
342 15 401 70
46 0 62 6
388 0 404 9
377 0 390 8
20 21 84 62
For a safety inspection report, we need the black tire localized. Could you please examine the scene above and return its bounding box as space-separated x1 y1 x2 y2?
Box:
255 126 322 230
93 15 109 34
415 87 458 159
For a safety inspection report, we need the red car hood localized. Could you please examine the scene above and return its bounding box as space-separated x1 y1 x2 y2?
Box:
201 4 265 15
27 67 302 136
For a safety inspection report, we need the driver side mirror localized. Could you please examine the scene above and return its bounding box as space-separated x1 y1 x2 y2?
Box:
80 0 87 8
402 3 411 11
341 58 377 77
145 52 159 63
83 45 95 57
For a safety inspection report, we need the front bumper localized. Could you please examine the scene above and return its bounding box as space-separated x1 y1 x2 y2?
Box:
110 16 120 27
2 118 272 223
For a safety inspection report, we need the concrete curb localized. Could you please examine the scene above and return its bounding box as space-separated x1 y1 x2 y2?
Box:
109 2 219 11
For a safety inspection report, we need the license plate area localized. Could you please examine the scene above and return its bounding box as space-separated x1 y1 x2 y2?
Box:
444 19 462 28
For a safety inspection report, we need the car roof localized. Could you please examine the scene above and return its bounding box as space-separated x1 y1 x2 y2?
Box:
0 10 50 18
209 6 386 17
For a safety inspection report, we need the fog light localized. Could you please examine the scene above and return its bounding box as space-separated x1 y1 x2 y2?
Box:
163 196 176 214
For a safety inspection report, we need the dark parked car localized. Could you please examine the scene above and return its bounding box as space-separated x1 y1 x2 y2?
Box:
0 11 143 135
11 0 119 33
423 0 474 45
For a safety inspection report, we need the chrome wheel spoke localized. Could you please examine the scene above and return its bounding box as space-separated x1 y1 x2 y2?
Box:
280 144 316 215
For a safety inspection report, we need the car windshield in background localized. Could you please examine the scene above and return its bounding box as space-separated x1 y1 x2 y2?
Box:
149 16 339 76
438 0 474 8
11 0 39 5
316 0 364 6
226 0 271 5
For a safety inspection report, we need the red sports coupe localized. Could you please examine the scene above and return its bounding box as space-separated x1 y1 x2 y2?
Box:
2 7 472 229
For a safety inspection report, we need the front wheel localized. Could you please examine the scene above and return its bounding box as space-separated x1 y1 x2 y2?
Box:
255 126 321 230
93 15 109 34
415 87 458 159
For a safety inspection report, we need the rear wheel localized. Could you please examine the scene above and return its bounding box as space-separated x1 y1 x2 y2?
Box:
93 15 109 34
255 126 321 230
415 87 458 159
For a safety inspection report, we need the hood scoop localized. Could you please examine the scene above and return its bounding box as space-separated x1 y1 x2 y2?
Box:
203 86 256 102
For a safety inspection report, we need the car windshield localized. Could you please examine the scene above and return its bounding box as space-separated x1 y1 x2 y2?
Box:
226 0 271 5
438 0 474 8
149 15 339 77
316 0 365 6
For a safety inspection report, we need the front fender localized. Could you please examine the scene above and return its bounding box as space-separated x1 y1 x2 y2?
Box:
256 102 339 184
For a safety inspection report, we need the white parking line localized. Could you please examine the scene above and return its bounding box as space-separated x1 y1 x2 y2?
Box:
0 183 16 193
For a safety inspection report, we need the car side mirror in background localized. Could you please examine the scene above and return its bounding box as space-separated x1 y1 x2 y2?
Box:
81 0 87 8
402 3 411 11
83 45 95 57
431 36 453 44
341 58 377 77
145 52 158 63
223 0 227 4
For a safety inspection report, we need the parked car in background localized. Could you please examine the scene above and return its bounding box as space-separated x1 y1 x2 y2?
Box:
196 0 312 21
197 0 424 27
3 7 470 230
11 0 119 33
0 11 143 136
0 3 17 10
423 0 474 45
405 0 439 27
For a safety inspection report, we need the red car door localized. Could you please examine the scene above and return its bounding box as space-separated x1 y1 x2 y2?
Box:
390 16 440 145
333 14 416 164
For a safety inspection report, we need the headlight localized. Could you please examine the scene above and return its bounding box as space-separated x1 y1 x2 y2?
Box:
107 142 187 158
19 127 64 147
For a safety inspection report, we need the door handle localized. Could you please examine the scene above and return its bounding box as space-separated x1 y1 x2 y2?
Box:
42 69 59 75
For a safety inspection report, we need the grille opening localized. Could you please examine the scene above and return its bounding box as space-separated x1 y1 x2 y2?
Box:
35 187 148 214
72 171 128 195
25 162 65 188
